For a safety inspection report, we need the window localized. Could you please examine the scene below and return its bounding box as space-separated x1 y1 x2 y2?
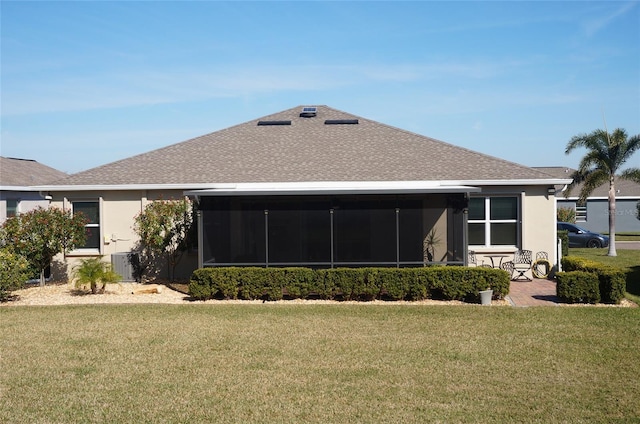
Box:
575 205 587 222
6 199 19 217
73 201 100 249
468 196 518 247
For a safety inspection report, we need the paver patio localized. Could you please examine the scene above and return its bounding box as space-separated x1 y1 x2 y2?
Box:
506 278 559 307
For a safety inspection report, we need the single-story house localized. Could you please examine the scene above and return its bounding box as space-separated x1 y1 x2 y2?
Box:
534 166 640 233
0 156 67 224
37 106 572 281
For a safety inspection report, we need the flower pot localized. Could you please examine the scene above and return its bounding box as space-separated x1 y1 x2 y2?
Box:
480 289 493 305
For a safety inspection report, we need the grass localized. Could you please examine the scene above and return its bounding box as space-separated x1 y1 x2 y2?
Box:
569 248 640 304
1 304 639 423
606 233 640 241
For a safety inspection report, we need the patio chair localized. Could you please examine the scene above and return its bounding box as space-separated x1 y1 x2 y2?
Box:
468 251 492 268
511 249 533 281
532 251 551 279
501 261 514 277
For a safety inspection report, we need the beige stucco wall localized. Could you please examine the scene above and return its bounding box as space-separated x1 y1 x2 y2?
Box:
472 185 558 272
0 191 51 225
49 189 197 282
47 184 560 282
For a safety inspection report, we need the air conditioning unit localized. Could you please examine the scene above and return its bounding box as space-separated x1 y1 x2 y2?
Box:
111 252 135 282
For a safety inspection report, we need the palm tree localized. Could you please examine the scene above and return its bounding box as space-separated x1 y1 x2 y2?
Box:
565 128 640 256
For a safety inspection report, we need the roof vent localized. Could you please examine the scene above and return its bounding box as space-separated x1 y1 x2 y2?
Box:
257 120 292 126
299 106 318 117
324 119 359 125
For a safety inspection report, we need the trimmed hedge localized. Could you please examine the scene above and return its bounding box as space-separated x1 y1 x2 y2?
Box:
556 271 600 304
189 266 510 303
561 256 626 304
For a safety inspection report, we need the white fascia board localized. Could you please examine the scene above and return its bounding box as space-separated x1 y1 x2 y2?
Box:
32 183 234 192
185 181 482 196
560 196 640 201
0 185 40 192
456 178 573 186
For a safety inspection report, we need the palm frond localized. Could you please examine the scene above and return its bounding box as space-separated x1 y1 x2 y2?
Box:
620 168 640 184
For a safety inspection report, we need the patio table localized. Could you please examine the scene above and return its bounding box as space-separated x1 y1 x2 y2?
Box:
485 254 509 269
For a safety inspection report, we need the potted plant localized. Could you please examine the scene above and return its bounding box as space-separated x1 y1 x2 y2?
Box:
479 286 493 305
423 229 441 263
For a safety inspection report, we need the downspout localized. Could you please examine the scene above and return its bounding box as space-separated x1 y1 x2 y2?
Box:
463 193 469 266
197 208 203 269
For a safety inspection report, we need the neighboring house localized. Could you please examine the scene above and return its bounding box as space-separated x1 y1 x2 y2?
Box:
0 157 67 224
37 106 571 281
535 167 640 234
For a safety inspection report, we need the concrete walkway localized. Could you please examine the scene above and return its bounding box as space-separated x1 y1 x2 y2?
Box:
506 278 559 307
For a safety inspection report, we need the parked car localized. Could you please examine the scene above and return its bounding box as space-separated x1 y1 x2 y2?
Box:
557 222 610 248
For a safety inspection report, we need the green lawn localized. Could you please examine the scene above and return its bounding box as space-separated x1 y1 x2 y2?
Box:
1 304 639 423
607 233 640 241
569 248 640 304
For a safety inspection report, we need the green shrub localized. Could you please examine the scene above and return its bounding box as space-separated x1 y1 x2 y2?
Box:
0 249 31 301
556 271 600 304
376 268 412 300
237 268 270 300
557 207 576 224
188 266 511 303
597 269 626 304
188 268 213 300
280 268 318 299
561 256 626 304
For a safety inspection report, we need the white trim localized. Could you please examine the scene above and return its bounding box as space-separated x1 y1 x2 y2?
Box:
34 178 573 192
560 196 640 201
456 179 573 186
186 181 482 196
0 185 41 191
34 183 235 192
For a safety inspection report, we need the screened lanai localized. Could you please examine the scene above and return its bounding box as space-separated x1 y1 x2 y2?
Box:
194 189 477 269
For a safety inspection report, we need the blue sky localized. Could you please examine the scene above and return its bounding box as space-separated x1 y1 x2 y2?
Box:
2 1 639 175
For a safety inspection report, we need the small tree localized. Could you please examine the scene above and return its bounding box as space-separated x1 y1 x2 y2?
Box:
557 207 576 224
132 197 195 282
0 207 87 286
0 249 31 301
73 257 121 294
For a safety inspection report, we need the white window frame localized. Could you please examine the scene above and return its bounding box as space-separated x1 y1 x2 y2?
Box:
67 198 103 255
468 196 520 248
6 198 20 218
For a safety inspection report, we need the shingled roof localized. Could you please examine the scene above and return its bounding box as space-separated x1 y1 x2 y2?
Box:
0 157 67 187
50 105 558 187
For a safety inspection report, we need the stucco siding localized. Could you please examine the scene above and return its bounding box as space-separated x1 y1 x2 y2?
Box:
474 186 558 271
50 189 194 282
0 191 51 224
557 199 640 233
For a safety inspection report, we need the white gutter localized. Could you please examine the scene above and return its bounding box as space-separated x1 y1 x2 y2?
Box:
185 181 482 196
33 178 574 193
0 185 42 191
455 179 573 186
32 183 236 192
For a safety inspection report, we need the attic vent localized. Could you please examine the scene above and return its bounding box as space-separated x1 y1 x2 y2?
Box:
324 119 359 125
299 106 318 117
257 120 292 126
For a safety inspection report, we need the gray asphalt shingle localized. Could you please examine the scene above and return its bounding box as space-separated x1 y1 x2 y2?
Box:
53 105 557 186
0 157 67 186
